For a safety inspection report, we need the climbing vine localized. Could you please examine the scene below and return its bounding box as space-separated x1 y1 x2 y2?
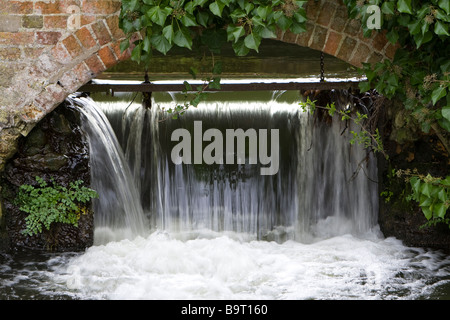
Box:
343 0 450 228
119 0 307 113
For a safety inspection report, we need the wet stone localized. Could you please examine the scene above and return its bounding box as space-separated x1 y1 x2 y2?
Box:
0 101 93 252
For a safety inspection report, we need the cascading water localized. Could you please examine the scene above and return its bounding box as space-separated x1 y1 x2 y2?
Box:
84 89 379 242
3 88 450 300
67 95 148 244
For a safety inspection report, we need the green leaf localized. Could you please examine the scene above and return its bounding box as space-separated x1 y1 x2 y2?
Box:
421 183 432 197
434 21 450 36
381 2 395 15
414 30 433 48
147 6 172 26
196 11 210 27
232 39 250 56
163 24 174 43
256 6 270 20
432 86 447 105
276 15 292 31
151 34 172 54
439 0 450 15
181 13 198 27
193 0 208 7
442 106 450 122
244 33 261 52
209 1 225 17
120 39 130 52
407 19 422 35
397 0 413 14
228 25 245 42
434 203 447 219
173 28 193 49
422 206 433 220
386 29 399 44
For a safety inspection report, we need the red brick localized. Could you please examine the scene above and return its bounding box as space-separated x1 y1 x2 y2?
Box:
106 15 125 40
24 47 45 59
98 45 117 69
36 31 62 45
385 42 400 60
0 32 34 45
44 16 69 29
349 42 371 67
317 2 337 27
75 27 97 49
0 47 21 60
336 36 357 62
110 41 130 61
372 31 388 52
84 54 106 75
91 21 112 46
323 31 342 56
59 62 92 91
296 22 314 47
0 1 33 14
82 0 121 14
35 0 80 14
62 35 83 58
309 25 328 51
51 42 71 64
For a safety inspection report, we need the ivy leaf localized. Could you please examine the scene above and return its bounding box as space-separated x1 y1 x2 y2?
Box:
151 33 173 54
181 13 199 27
232 39 250 56
434 21 450 36
386 29 399 43
244 33 261 52
434 203 447 219
147 6 172 26
163 24 174 43
276 15 292 31
173 28 193 49
193 0 208 7
397 0 413 14
256 6 270 20
120 39 130 52
442 106 450 121
381 2 395 15
439 0 450 15
432 86 447 105
197 11 210 27
227 25 245 42
414 30 433 48
209 1 225 17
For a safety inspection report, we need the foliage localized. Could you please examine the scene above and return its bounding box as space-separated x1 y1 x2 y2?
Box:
119 0 307 59
396 169 450 228
344 0 450 141
119 0 307 114
299 97 387 158
14 177 99 236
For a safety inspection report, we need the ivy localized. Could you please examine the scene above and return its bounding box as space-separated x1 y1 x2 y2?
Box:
396 169 450 228
14 177 99 236
119 0 307 60
343 0 449 143
119 0 307 115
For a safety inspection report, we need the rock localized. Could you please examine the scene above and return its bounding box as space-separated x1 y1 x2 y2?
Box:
0 100 94 252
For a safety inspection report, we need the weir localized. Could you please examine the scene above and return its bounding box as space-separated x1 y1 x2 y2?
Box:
69 87 378 244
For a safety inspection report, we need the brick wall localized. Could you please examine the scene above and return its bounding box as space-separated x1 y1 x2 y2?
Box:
0 0 397 171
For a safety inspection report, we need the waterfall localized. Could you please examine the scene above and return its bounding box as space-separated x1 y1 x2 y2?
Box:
77 89 378 243
67 95 149 244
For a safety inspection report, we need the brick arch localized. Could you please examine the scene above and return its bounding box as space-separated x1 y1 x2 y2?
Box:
0 0 397 170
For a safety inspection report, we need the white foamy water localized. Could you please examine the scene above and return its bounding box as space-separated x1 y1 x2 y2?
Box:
48 226 450 300
34 90 449 301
